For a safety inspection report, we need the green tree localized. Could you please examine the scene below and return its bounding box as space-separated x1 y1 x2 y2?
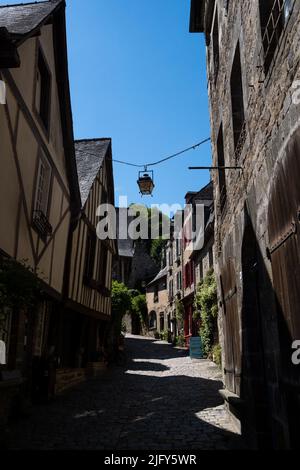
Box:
106 281 132 355
131 293 148 326
150 238 167 266
128 204 170 266
111 280 132 317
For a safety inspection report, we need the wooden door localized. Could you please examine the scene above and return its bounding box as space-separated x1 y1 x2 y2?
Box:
220 258 241 395
268 128 300 447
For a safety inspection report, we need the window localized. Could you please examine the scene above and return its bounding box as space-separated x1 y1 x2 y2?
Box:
212 8 220 82
149 311 157 330
230 43 245 152
98 243 108 287
0 309 12 366
217 124 227 213
84 230 96 283
199 259 204 281
184 261 194 288
190 261 194 285
33 152 52 239
209 248 214 269
184 264 190 288
176 238 181 258
161 249 167 268
34 153 51 216
177 271 182 291
169 280 174 300
168 248 173 267
154 284 159 303
101 188 108 204
36 49 51 131
259 0 293 74
160 314 165 332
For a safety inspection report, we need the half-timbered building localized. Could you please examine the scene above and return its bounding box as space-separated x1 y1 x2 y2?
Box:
0 0 82 401
63 139 116 375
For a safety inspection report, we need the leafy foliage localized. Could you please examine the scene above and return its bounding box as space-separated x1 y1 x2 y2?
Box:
174 333 185 347
106 281 132 355
0 257 41 314
194 269 218 357
175 298 184 321
212 344 222 369
111 281 132 318
160 330 170 342
128 204 170 265
150 238 167 266
111 283 148 338
131 293 148 325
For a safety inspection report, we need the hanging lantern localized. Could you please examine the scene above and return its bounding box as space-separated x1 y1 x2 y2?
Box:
137 169 155 196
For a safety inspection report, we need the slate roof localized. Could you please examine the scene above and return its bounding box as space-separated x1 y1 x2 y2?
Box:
75 139 111 206
118 238 135 258
0 0 62 37
116 209 135 258
147 266 168 287
185 181 214 203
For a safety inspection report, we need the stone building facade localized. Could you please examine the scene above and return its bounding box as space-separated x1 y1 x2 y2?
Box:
146 267 168 337
0 0 82 404
165 224 183 341
193 207 214 287
146 184 215 345
182 183 214 345
190 0 300 449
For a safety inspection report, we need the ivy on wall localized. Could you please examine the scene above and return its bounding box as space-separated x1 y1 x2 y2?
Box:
194 269 219 359
131 293 148 326
175 298 184 321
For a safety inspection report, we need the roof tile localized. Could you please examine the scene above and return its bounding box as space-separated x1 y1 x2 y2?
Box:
75 139 111 206
0 0 62 36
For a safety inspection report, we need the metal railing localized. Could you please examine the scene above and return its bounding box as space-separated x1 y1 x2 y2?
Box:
234 120 247 164
33 210 52 238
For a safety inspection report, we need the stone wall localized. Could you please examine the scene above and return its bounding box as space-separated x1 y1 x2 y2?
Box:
146 278 168 335
204 0 300 449
129 240 159 290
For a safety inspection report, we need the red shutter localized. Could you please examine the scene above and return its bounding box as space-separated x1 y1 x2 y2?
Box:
191 261 194 285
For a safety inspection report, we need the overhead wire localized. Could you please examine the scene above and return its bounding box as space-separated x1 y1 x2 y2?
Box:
75 137 211 170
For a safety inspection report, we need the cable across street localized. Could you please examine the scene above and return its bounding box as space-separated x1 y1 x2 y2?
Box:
76 137 211 170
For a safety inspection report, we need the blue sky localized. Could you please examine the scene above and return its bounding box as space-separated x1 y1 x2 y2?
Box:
4 0 212 208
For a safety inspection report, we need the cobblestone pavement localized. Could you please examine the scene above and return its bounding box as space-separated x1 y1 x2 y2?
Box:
9 335 242 450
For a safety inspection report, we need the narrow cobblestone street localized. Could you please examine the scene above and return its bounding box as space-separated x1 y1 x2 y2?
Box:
8 335 241 450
